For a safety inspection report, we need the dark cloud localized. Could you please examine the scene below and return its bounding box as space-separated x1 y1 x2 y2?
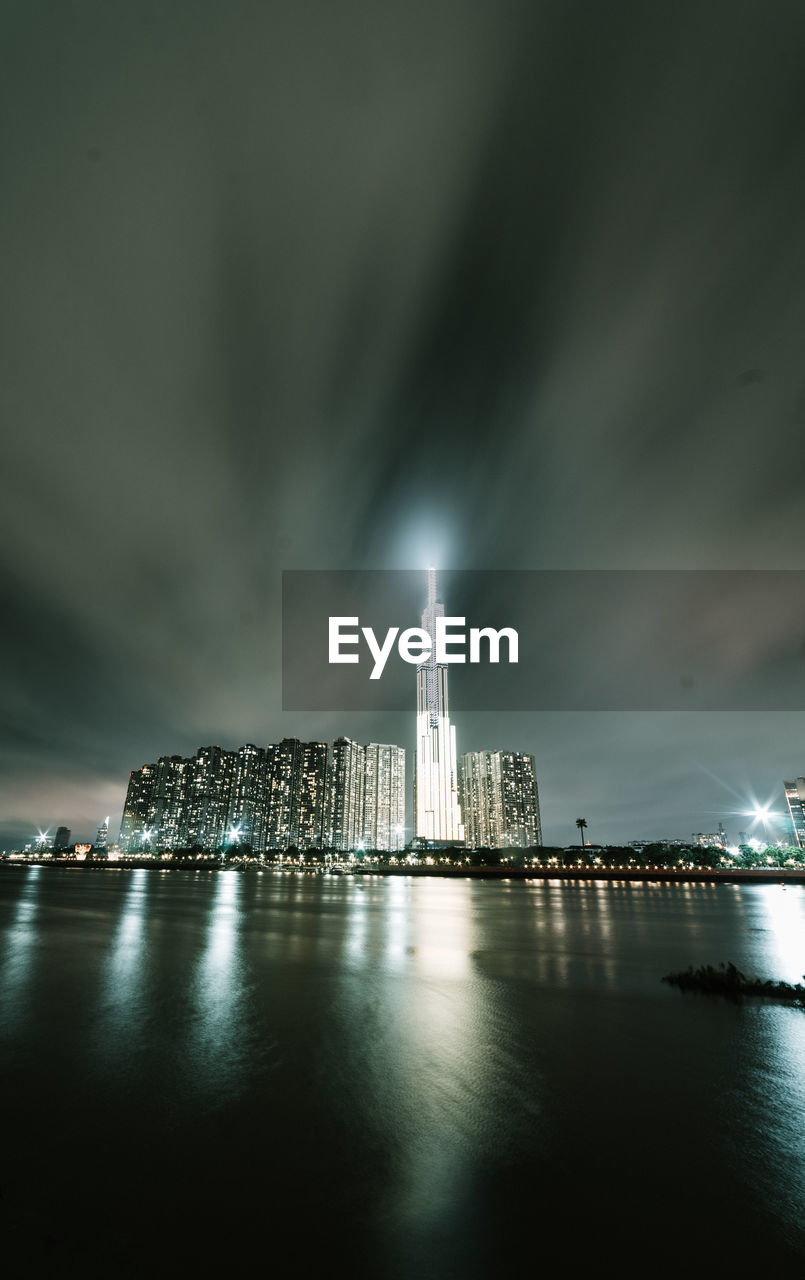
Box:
2 1 805 846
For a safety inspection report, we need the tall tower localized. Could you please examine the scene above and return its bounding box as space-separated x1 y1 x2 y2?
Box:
415 569 464 843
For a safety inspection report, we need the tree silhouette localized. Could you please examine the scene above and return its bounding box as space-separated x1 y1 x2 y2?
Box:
576 817 588 848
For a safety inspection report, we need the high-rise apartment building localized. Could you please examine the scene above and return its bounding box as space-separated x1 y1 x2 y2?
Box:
783 778 805 848
263 739 328 848
498 751 542 847
326 737 366 851
289 741 329 847
459 750 541 849
119 738 405 855
415 569 464 843
459 751 503 848
119 762 157 851
186 746 236 850
364 743 406 852
146 755 193 850
226 743 269 851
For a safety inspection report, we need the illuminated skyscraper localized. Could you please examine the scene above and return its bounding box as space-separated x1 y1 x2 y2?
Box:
265 739 328 849
364 743 406 851
226 743 269 851
460 750 542 850
783 778 805 848
415 569 464 843
187 746 236 850
459 751 503 848
497 751 542 848
118 736 404 856
326 737 366 851
95 817 109 849
147 755 192 850
119 762 157 851
289 741 328 848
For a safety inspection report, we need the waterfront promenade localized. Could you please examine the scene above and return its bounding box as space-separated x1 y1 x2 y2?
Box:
2 858 804 884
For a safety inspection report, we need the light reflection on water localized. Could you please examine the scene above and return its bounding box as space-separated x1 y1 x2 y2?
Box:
1 870 804 1270
0 865 42 1032
188 868 249 1095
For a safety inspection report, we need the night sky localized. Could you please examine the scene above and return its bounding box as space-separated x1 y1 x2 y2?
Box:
3 1 805 849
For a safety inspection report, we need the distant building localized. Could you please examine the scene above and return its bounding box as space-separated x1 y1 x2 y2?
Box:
53 826 71 852
692 828 727 849
783 778 805 848
95 817 109 849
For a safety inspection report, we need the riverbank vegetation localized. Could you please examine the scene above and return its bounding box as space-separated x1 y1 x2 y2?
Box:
662 961 805 1006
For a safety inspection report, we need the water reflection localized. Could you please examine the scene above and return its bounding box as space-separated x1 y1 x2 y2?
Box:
335 879 544 1262
758 884 805 984
189 870 248 1096
91 869 151 1065
729 887 805 1244
0 866 42 1032
107 870 149 989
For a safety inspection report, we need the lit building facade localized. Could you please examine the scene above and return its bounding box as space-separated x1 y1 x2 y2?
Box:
186 746 236 850
784 778 805 848
289 741 329 848
119 762 157 851
498 751 542 847
460 749 541 849
364 743 406 852
414 569 464 844
226 743 269 851
459 751 503 848
119 736 406 855
326 737 366 851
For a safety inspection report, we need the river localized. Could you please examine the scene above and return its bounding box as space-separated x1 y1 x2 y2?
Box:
1 868 803 1274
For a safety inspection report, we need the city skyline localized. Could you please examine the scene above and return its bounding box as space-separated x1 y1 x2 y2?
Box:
118 736 408 855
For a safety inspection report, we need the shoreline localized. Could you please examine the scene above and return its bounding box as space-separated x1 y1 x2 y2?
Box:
2 860 803 884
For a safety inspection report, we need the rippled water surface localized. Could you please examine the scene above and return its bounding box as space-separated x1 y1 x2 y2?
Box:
1 868 804 1274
